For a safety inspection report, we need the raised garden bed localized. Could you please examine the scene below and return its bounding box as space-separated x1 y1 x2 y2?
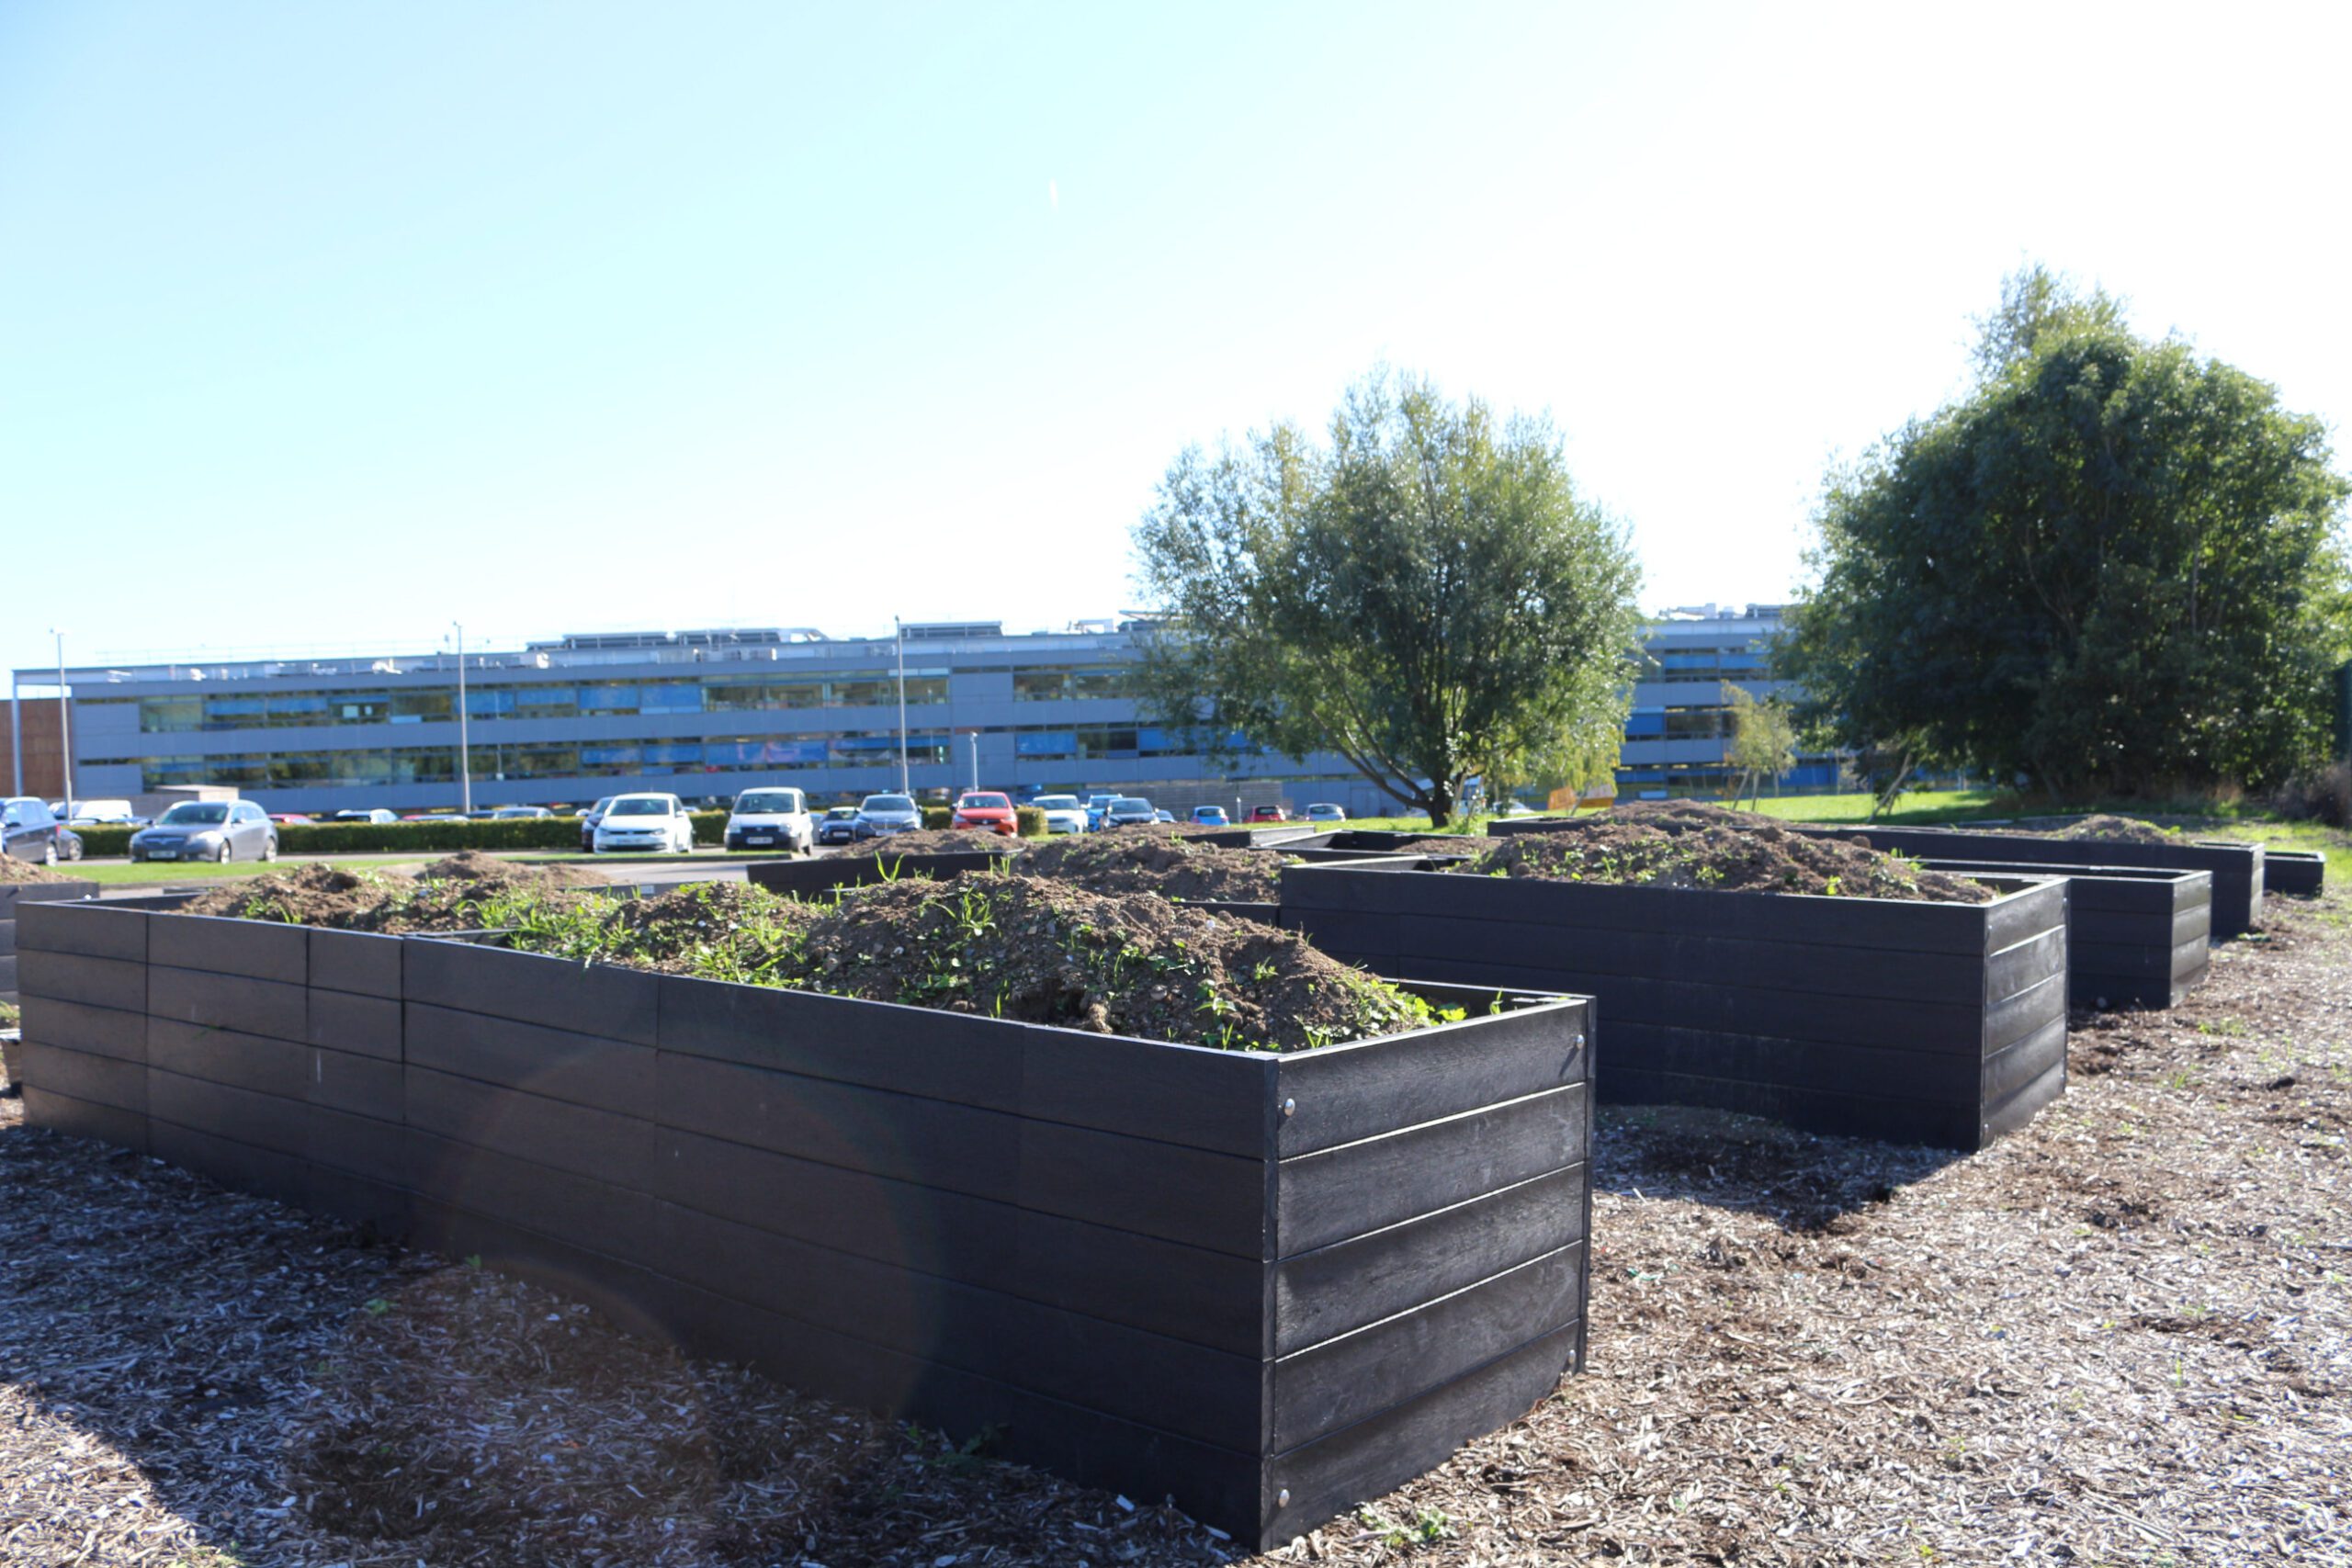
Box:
1782 824 2266 940
743 847 1011 897
1916 859 2210 1010
1279 857 2067 1150
2265 850 2324 897
10 897 1593 1550
0 878 97 1008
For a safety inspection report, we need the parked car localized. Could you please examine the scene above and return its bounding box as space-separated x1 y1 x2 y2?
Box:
332 808 399 825
1153 809 1175 823
491 806 554 820
1250 805 1288 822
1103 796 1156 829
57 798 139 826
1304 803 1347 822
1028 794 1089 835
1 796 65 863
579 795 618 851
269 813 315 826
1084 793 1118 831
951 791 1018 836
129 800 278 863
853 793 922 839
55 827 84 862
725 786 814 853
815 805 862 846
591 793 695 854
1189 806 1231 827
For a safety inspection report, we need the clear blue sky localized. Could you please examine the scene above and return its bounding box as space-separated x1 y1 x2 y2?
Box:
6 2 2346 685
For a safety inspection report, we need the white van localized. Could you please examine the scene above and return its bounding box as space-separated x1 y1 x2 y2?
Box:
724 785 813 854
56 798 139 825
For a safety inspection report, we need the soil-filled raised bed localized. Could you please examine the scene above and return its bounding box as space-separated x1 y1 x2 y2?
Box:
2265 850 2324 897
1280 858 2066 1150
0 878 98 1008
1916 859 2210 1010
744 846 1013 897
1783 823 2265 940
9 898 1593 1550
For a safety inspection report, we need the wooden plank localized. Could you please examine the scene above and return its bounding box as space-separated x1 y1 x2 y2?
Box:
1261 1321 1578 1548
1981 880 2067 957
405 1001 654 1114
307 1105 412 1186
2266 851 2324 896
1282 863 2007 957
147 1018 309 1100
10 952 144 1010
307 987 401 1060
0 950 16 997
1981 1016 2065 1104
405 1066 660 1183
637 1199 1263 1450
16 995 147 1063
1272 1244 1584 1450
407 1128 662 1253
15 1041 146 1112
643 1126 1266 1355
14 900 145 961
1275 1164 1587 1354
1278 1085 1587 1256
148 1069 310 1156
1598 1065 1982 1149
1984 970 2067 1055
1598 1021 1980 1102
1017 1119 1268 1258
1982 1054 2066 1143
310 927 403 998
1275 1001 1589 1157
148 1118 308 1206
307 1166 411 1235
307 1045 405 1122
148 965 306 1043
1017 1028 1269 1156
149 913 307 984
1984 925 2068 1004
402 938 657 1045
20 1086 148 1153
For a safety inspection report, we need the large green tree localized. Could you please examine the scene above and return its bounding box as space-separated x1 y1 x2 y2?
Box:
1132 370 1644 826
1784 269 2350 798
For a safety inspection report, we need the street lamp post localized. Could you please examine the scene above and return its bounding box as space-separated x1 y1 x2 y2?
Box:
894 616 910 795
452 622 472 815
968 731 979 793
49 628 73 818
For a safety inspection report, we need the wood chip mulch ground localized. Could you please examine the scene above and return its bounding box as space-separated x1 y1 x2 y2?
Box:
4 897 2347 1566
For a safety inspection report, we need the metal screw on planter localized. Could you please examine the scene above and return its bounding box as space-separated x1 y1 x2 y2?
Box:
1280 1097 1295 1118
1277 1488 1291 1507
1575 1033 1585 1048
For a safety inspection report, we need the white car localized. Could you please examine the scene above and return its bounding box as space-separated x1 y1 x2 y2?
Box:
1305 803 1347 823
592 792 695 853
725 786 813 853
1028 794 1089 835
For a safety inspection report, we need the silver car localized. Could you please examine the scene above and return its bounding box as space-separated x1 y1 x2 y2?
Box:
130 800 279 863
854 793 922 838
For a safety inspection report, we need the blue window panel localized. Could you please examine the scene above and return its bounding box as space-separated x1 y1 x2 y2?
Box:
1623 711 1666 737
1018 731 1077 756
639 683 706 714
581 744 640 767
640 742 704 766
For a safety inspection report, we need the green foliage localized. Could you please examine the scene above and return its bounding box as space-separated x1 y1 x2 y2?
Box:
91 811 729 857
921 805 952 829
1785 266 2352 798
1013 805 1046 838
1723 683 1798 807
1132 367 1644 828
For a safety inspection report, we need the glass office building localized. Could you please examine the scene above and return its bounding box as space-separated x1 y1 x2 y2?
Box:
14 609 1835 816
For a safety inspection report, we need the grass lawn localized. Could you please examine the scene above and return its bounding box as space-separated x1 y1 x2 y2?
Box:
59 856 435 887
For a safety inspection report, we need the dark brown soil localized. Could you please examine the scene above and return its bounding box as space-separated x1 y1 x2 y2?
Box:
0 853 78 884
1388 835 1500 856
824 828 1020 858
1015 831 1283 901
1463 802 1994 902
2046 812 2179 844
518 874 1431 1052
183 856 596 932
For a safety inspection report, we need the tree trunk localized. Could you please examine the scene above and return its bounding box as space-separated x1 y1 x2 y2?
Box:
1424 780 1455 829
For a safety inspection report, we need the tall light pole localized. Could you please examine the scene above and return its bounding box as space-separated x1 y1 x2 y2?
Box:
894 616 910 794
49 628 73 818
968 730 979 793
452 622 472 815
9 668 21 796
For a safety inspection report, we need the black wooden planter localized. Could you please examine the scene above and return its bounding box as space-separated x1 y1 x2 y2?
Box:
1280 859 2068 1150
1785 824 2265 940
744 848 1012 897
1914 859 2210 1010
0 880 97 1007
10 900 1592 1549
2265 850 2324 897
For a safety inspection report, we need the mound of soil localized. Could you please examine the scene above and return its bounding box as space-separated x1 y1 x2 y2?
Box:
1014 831 1282 902
184 855 597 932
828 829 1019 858
1388 835 1501 856
1464 807 1993 902
2048 813 2177 845
505 874 1433 1051
0 854 78 884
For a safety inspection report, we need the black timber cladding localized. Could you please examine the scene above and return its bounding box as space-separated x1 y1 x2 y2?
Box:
1278 858 2068 1151
1917 859 2211 1010
0 880 97 1006
8 901 1594 1550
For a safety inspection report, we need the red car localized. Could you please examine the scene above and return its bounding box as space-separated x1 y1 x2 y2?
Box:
1250 805 1289 822
951 791 1018 835
269 813 314 826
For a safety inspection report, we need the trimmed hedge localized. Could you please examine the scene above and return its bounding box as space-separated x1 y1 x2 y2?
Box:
922 805 953 829
1015 806 1047 838
90 811 738 857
